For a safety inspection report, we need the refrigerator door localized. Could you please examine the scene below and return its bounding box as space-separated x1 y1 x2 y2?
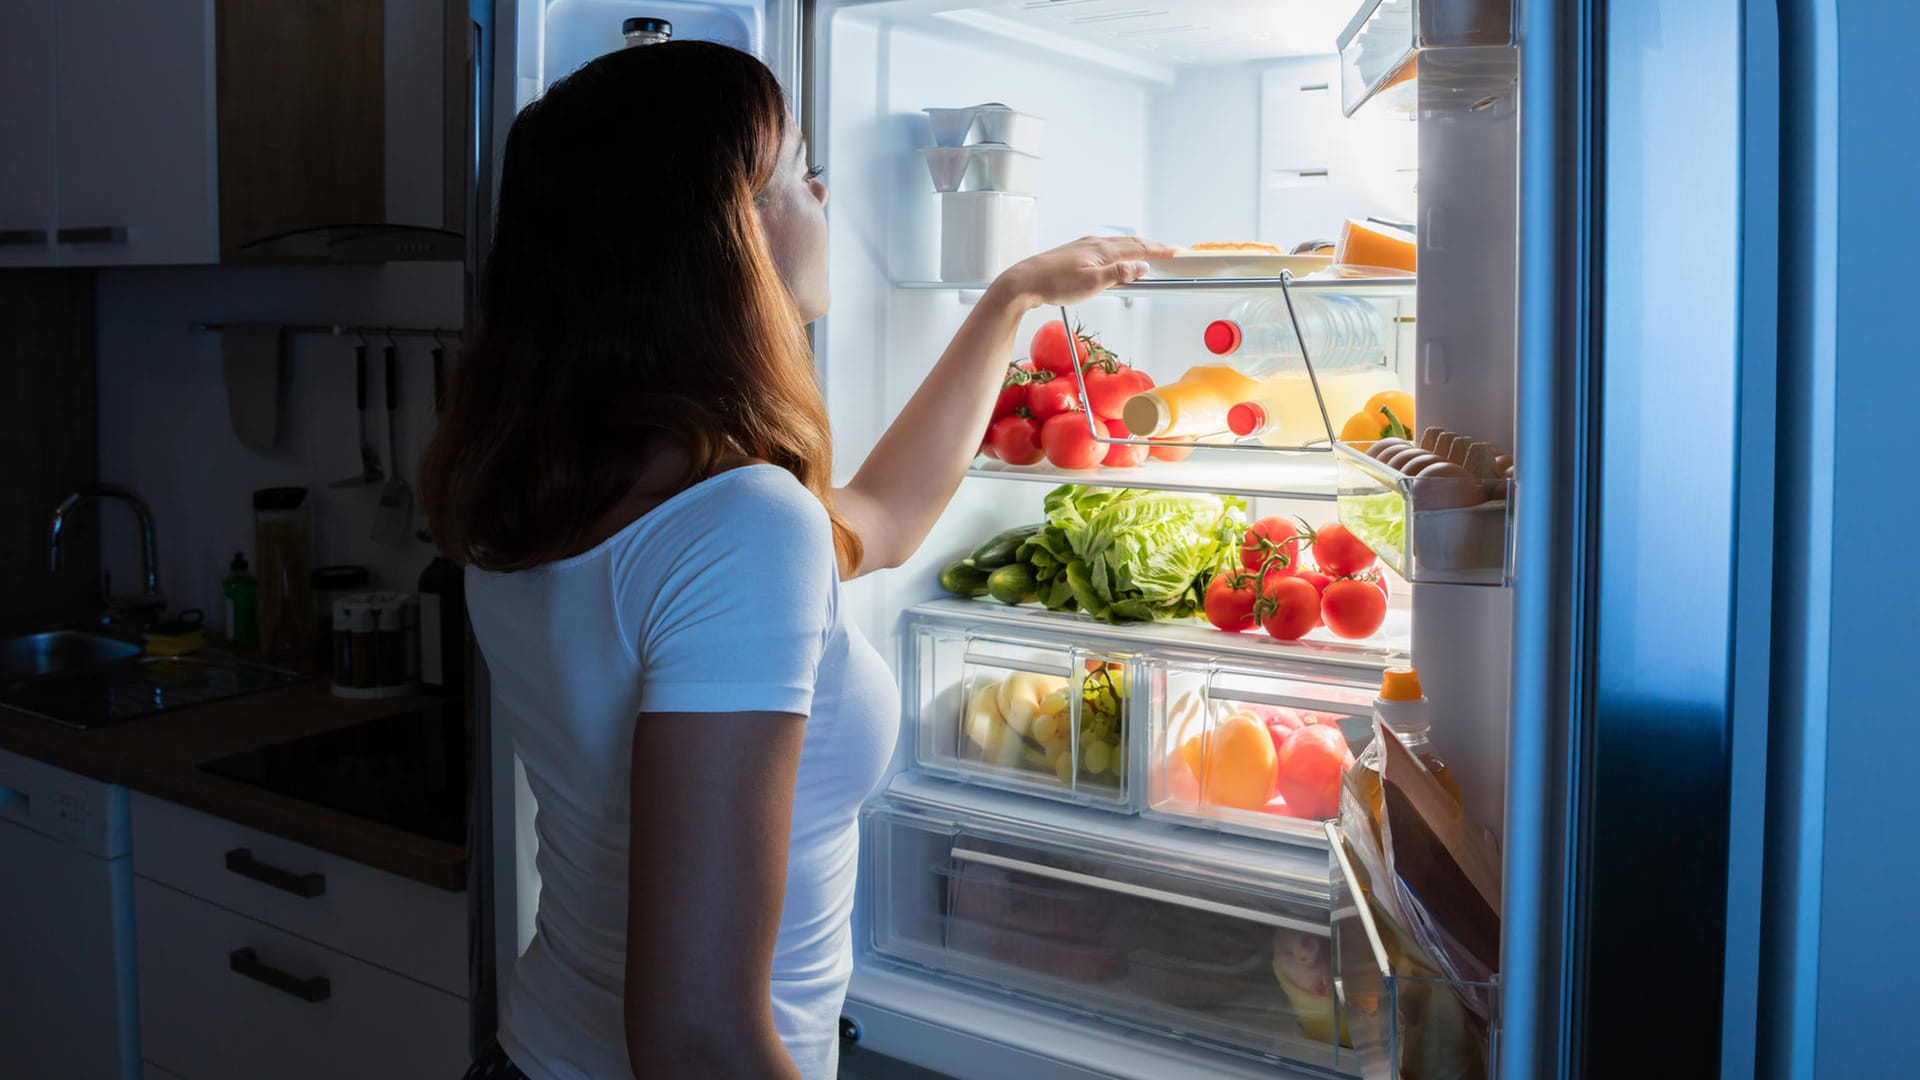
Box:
1505 0 1776 1076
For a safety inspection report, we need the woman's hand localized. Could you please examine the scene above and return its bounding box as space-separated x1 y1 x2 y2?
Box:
988 236 1179 312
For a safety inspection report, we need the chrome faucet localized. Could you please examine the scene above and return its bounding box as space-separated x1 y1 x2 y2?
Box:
50 483 166 626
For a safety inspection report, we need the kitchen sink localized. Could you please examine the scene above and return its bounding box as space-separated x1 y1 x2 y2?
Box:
0 629 306 730
0 629 145 684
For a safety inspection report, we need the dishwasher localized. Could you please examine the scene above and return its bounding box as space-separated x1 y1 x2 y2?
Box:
0 747 140 1079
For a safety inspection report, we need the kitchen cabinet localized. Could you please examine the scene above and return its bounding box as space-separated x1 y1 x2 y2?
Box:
0 0 454 269
52 0 219 266
130 794 469 1078
0 0 59 266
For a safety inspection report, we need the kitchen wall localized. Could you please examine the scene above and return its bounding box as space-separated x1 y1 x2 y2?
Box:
2 271 99 621
95 263 461 628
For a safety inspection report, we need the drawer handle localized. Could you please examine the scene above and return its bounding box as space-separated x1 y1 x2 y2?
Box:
56 225 128 244
228 947 331 1003
950 847 1327 936
0 229 49 247
225 847 327 898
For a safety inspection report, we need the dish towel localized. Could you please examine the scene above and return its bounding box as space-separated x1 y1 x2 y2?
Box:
220 323 288 451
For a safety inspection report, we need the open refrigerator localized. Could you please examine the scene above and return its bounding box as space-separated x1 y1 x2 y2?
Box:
485 1 1773 1077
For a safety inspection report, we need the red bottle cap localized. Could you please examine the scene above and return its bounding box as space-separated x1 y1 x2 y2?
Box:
1203 320 1242 355
1226 401 1267 436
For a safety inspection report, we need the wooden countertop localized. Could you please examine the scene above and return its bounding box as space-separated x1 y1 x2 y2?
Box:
0 675 469 891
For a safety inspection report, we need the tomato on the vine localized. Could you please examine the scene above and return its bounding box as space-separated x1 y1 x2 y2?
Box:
1030 320 1091 377
1204 573 1259 633
1025 375 1082 422
1040 412 1102 470
993 360 1036 420
1258 576 1320 641
1321 578 1387 640
1311 523 1377 578
1293 569 1332 628
1101 418 1148 468
1084 363 1148 420
1148 436 1195 462
988 415 1043 465
1242 516 1308 572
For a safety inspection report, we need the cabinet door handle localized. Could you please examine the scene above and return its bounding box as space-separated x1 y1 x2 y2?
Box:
55 226 127 244
224 847 326 898
0 229 49 247
228 947 331 1003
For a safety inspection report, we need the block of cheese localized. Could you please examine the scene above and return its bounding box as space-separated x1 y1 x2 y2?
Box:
1334 218 1417 274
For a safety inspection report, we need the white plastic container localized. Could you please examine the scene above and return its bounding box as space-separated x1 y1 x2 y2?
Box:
923 107 979 147
918 146 972 192
962 143 1040 193
940 192 1036 282
972 105 1045 154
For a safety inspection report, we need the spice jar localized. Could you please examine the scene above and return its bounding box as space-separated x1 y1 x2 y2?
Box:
331 591 418 699
311 566 370 676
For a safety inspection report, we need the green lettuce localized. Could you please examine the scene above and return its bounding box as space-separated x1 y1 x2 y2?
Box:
1020 485 1248 623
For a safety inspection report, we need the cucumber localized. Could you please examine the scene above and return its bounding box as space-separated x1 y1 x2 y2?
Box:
986 563 1040 605
968 524 1043 570
939 560 992 597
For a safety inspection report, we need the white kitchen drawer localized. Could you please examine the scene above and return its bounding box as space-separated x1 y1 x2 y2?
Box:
860 788 1348 1074
135 878 468 1080
130 794 465 996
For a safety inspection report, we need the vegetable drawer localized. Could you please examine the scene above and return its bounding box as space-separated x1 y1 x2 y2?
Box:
860 790 1347 1073
1145 662 1375 844
908 622 1134 810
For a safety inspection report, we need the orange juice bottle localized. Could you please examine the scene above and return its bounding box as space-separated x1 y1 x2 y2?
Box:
1345 667 1462 832
1120 364 1268 438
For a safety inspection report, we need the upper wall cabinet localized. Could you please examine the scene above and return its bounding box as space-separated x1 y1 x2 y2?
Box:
0 0 467 269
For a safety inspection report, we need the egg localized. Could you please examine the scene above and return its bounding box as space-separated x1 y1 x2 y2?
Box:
1390 450 1440 476
1366 437 1411 461
1409 459 1485 508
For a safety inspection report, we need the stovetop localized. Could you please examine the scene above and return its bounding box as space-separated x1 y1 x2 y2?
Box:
199 705 469 846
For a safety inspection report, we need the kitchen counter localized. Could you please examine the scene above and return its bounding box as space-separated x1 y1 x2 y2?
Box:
0 678 468 891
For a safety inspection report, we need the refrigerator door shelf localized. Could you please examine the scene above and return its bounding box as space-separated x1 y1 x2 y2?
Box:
1144 662 1376 846
861 787 1348 1076
1333 441 1511 586
913 625 1135 811
1326 822 1498 1080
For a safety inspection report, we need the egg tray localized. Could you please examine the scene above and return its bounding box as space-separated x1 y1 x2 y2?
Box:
1333 441 1511 586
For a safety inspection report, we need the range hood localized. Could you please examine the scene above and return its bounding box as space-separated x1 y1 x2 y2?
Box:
1337 0 1513 117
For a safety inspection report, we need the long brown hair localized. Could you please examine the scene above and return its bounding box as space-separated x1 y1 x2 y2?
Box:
420 42 859 571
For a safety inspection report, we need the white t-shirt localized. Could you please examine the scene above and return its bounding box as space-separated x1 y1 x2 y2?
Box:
466 465 899 1080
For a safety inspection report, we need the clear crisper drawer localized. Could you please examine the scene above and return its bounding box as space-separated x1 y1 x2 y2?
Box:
1326 823 1499 1080
910 623 1133 809
1146 663 1375 844
862 795 1348 1073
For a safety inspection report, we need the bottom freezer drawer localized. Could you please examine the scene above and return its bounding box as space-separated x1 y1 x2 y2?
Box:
860 798 1349 1074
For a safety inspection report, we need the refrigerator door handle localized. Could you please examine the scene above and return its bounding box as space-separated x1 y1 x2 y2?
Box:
949 847 1326 936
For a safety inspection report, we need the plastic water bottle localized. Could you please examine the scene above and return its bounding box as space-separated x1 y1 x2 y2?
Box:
1201 294 1388 376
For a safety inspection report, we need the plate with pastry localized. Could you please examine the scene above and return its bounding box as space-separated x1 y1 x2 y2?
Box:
1144 242 1334 280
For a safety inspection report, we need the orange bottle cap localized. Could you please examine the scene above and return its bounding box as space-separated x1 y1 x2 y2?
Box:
1203 320 1242 355
1226 401 1267 436
1379 666 1423 701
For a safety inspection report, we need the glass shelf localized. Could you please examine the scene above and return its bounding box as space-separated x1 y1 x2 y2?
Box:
896 275 1417 300
967 448 1338 502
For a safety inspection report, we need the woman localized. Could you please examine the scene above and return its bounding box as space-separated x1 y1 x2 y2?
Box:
425 42 1170 1080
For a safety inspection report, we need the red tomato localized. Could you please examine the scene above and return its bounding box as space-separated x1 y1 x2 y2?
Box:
993 361 1035 420
1030 320 1090 377
1242 516 1307 572
1025 376 1081 421
1294 569 1332 628
1100 418 1148 468
1040 412 1102 470
1259 576 1320 641
1203 573 1259 632
1084 364 1147 420
988 415 1043 465
1358 568 1392 601
1321 578 1388 639
1148 436 1195 462
978 433 997 460
1274 724 1354 821
1312 523 1378 578
1263 714 1306 764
